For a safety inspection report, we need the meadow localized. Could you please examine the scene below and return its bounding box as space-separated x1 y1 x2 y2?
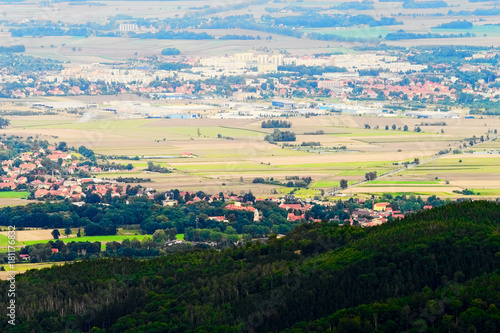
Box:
0 191 29 199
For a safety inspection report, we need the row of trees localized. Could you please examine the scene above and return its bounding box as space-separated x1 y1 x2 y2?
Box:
261 119 292 128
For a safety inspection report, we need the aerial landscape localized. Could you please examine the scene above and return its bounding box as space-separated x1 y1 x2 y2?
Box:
1 0 500 331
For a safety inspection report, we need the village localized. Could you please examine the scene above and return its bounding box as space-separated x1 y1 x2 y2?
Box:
0 141 431 228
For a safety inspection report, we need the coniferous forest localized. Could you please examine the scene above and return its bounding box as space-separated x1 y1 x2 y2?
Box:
1 201 500 332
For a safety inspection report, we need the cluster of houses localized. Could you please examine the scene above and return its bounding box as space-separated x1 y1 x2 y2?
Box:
0 146 111 200
348 200 432 226
195 194 421 226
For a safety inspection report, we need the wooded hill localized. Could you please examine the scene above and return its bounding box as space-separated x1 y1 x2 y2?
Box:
1 201 499 332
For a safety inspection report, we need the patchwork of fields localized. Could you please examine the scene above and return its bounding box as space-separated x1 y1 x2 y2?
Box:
3 113 499 198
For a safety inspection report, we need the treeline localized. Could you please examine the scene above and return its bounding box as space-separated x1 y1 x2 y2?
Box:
304 130 325 135
262 13 402 28
335 0 374 10
261 119 292 128
1 201 499 331
145 161 171 173
252 176 312 188
161 47 180 55
386 29 475 40
265 129 296 142
435 19 473 29
0 45 25 53
115 176 151 183
219 34 259 40
301 141 321 146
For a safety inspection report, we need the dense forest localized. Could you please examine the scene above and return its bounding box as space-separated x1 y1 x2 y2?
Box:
1 201 499 332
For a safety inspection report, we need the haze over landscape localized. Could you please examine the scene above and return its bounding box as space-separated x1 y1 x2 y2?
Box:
1 0 500 332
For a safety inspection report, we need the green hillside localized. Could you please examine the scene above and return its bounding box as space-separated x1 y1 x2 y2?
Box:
1 201 499 332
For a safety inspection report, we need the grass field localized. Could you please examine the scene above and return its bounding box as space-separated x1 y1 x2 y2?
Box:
0 234 24 247
470 189 500 196
0 191 29 199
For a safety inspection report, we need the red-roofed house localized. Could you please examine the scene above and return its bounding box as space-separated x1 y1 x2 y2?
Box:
0 182 16 190
225 202 260 221
287 213 305 221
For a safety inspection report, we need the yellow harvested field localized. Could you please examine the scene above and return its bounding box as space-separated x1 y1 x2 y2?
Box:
0 230 55 242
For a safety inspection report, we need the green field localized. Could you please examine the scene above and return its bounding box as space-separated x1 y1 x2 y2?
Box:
0 191 30 199
470 189 500 196
276 187 321 199
411 157 500 174
0 234 23 247
310 180 358 188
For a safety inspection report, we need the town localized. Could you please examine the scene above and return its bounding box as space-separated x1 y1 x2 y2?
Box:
2 48 500 120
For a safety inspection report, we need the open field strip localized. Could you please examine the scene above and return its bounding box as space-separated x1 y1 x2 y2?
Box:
409 155 500 174
0 234 24 247
359 184 449 187
23 235 153 247
0 232 185 252
23 234 185 246
275 188 322 199
470 189 500 196
2 262 68 272
0 191 30 199
310 180 358 188
356 136 458 143
0 229 54 242
363 180 440 185
329 128 435 137
345 186 458 195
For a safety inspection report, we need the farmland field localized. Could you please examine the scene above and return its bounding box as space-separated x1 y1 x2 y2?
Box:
0 234 23 247
4 113 500 197
0 191 29 199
